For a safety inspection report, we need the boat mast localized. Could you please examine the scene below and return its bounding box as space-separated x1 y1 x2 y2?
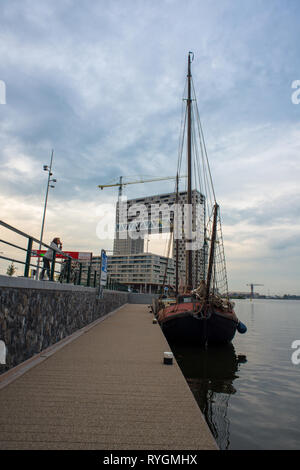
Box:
175 172 179 296
205 203 219 303
186 51 193 290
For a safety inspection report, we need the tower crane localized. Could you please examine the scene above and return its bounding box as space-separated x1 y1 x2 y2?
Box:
98 175 187 197
246 283 264 300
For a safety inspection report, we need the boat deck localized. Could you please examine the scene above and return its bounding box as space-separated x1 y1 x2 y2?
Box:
0 304 217 450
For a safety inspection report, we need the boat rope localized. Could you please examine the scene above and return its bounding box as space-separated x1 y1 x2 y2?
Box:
192 77 216 204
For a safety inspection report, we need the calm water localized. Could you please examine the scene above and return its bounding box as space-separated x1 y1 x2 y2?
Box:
172 299 300 450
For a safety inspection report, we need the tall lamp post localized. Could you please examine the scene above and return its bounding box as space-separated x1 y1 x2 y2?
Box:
36 149 57 279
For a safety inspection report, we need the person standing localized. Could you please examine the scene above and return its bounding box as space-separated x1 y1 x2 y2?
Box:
40 237 62 280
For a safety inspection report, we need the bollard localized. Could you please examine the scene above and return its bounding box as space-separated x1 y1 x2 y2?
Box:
163 352 173 365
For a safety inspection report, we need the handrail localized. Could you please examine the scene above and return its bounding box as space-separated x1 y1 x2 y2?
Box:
0 239 28 252
0 220 76 282
0 220 125 291
0 220 70 258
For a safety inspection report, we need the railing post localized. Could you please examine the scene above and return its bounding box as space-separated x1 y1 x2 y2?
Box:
78 263 82 285
93 270 97 287
50 249 56 281
87 265 91 287
24 237 33 277
67 258 71 283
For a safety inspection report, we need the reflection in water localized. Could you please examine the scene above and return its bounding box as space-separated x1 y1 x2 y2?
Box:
173 343 247 450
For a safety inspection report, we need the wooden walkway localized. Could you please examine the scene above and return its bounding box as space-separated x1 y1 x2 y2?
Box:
0 304 217 450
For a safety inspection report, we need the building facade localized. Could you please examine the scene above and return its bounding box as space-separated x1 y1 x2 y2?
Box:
113 189 206 285
107 253 175 293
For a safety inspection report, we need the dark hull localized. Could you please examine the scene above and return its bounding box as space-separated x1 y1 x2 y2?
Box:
160 310 237 346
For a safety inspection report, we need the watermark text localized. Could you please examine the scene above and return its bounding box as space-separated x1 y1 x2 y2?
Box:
291 80 300 104
0 340 6 364
0 80 6 104
291 340 300 365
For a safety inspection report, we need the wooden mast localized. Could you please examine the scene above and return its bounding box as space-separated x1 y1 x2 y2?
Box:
186 52 193 290
175 173 179 296
205 203 219 303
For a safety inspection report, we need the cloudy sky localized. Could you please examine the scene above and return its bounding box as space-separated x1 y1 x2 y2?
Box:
0 0 299 294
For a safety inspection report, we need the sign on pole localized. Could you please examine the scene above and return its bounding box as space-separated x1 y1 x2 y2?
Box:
100 249 108 286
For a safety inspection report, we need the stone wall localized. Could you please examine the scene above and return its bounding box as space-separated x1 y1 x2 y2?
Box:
0 277 129 374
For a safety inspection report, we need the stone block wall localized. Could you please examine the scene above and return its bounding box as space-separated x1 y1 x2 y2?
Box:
0 277 129 374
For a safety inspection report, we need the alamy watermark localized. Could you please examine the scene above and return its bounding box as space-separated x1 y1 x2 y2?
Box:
0 340 6 364
291 340 300 365
95 197 205 250
291 80 300 104
0 80 6 104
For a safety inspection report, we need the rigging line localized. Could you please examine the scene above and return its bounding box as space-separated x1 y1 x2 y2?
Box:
193 101 214 212
192 77 216 204
191 105 204 198
177 77 188 176
191 109 206 244
191 104 203 195
193 109 209 214
191 126 204 284
192 127 197 191
196 116 216 205
178 100 185 163
177 106 187 177
191 103 213 215
191 113 201 195
190 100 210 206
217 210 229 296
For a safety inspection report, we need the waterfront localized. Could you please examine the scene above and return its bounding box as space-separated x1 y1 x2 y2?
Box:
173 299 300 450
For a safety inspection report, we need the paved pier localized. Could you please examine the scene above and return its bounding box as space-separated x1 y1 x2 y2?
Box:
0 304 217 450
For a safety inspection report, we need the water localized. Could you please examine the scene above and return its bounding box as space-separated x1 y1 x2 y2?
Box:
172 299 300 450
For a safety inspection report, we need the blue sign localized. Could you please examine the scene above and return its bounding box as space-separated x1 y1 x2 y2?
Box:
100 249 108 286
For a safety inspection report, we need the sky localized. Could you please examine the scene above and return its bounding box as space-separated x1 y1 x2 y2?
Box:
0 0 300 295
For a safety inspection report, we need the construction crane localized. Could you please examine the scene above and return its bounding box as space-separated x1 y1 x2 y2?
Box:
246 283 264 300
98 175 187 197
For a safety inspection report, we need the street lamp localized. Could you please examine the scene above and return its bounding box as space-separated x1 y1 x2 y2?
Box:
36 149 57 279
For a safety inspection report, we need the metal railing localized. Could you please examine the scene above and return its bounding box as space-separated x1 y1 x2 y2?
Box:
0 220 128 291
0 220 78 282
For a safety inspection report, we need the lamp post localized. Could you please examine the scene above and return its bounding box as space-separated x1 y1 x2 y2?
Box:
36 149 57 279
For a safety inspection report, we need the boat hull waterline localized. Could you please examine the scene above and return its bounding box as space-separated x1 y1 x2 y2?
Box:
158 303 238 346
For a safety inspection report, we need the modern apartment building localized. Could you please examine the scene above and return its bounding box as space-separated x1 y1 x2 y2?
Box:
107 252 175 293
113 189 206 285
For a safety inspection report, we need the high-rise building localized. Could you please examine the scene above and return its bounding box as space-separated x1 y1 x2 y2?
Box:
112 190 206 286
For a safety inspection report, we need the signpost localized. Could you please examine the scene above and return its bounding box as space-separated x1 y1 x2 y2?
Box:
100 249 108 286
98 249 108 299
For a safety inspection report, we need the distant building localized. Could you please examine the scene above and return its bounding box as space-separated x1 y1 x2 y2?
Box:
81 190 207 291
113 189 206 285
107 253 175 293
228 291 261 299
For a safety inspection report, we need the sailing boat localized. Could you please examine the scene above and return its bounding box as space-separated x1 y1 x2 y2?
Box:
155 52 246 346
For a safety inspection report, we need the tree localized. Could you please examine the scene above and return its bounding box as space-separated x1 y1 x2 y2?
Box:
6 262 17 276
